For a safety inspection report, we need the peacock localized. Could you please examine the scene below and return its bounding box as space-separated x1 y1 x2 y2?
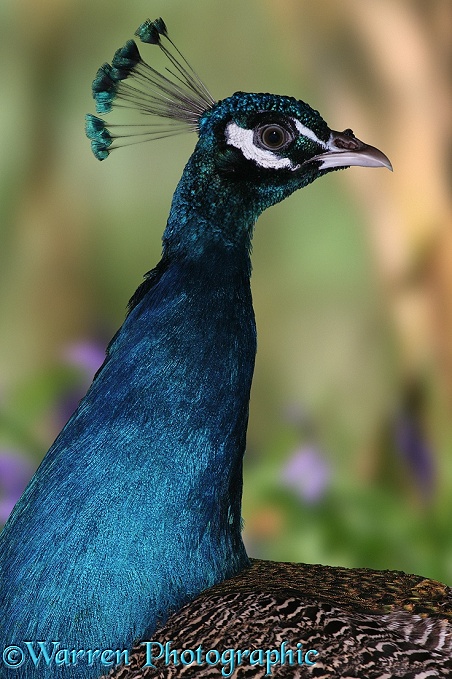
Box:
0 16 450 679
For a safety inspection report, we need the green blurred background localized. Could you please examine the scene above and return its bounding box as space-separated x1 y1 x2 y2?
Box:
0 1 451 582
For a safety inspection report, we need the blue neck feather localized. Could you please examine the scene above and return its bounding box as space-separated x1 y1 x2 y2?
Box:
0 154 257 678
163 140 258 259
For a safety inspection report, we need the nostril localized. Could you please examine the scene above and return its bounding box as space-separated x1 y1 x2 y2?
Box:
335 134 361 151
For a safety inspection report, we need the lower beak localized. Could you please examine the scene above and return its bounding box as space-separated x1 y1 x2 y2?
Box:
312 129 393 171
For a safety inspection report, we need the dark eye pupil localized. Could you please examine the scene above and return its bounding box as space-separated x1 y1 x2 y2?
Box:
261 125 285 149
265 129 282 146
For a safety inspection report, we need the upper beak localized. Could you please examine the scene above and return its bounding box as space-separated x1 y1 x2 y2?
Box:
311 129 393 172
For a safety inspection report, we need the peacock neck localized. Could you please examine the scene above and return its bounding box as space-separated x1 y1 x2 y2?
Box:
103 160 259 616
162 148 257 262
0 148 259 671
0 148 258 662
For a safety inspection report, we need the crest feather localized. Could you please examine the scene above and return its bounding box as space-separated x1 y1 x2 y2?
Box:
86 18 215 160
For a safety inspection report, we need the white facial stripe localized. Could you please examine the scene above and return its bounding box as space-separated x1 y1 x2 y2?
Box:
225 122 295 170
309 131 351 169
292 119 328 149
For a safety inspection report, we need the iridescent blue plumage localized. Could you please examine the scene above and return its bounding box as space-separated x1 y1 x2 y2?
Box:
135 18 166 44
0 149 256 677
85 114 112 159
0 17 392 679
91 64 118 114
111 40 141 78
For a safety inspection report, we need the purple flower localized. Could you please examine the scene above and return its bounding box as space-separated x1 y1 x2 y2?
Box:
61 340 106 380
395 413 435 500
56 340 107 426
0 451 34 524
281 445 331 504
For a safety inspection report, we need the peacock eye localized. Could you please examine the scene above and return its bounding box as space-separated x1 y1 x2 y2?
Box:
255 124 291 151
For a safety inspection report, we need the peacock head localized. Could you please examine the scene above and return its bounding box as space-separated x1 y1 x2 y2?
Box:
195 91 391 209
86 17 391 212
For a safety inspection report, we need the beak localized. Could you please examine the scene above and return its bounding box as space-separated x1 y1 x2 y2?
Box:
311 129 393 172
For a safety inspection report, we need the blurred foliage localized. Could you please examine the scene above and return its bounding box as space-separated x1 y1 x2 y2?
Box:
0 1 451 582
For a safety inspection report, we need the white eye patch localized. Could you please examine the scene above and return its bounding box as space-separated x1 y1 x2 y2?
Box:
225 122 296 170
225 119 327 171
